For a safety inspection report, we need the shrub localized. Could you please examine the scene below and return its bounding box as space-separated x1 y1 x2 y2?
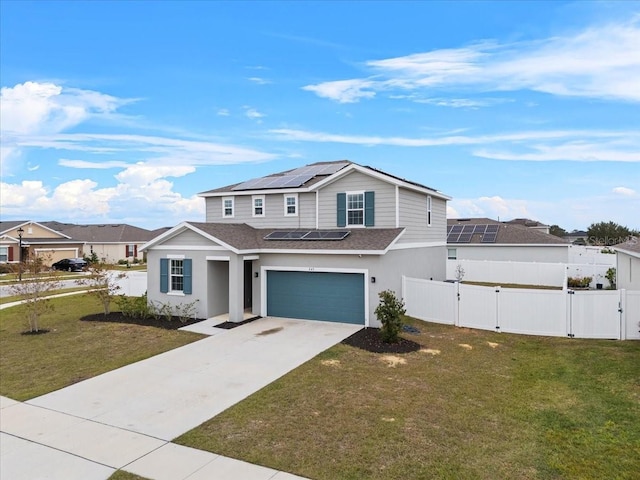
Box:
0 263 15 274
374 290 406 343
605 268 616 289
116 293 151 318
568 276 592 288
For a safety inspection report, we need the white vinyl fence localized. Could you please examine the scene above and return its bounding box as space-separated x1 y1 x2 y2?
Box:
447 259 615 289
403 276 640 340
113 271 147 297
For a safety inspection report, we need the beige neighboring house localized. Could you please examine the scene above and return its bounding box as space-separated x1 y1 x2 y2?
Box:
0 220 84 266
43 222 156 263
613 237 640 290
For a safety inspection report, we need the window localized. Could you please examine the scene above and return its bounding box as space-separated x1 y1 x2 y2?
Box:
222 197 234 217
0 247 7 262
284 194 298 216
160 258 192 294
427 196 432 226
447 248 457 260
170 259 184 292
126 244 137 257
252 195 265 217
347 193 364 226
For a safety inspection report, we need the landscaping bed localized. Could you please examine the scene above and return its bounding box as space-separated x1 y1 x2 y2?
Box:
81 312 204 330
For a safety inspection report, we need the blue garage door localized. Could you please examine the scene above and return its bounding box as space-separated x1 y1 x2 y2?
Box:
267 271 365 324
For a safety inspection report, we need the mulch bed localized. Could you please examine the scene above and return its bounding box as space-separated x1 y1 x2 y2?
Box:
342 327 422 353
81 312 205 330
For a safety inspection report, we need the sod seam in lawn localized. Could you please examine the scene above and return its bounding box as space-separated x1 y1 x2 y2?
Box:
175 319 640 480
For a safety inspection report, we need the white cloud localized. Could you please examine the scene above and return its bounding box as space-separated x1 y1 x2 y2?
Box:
303 19 640 103
248 77 271 85
0 81 133 136
302 79 377 103
59 159 130 169
217 108 230 116
449 196 533 221
115 163 195 187
244 107 265 121
269 127 640 162
612 186 637 196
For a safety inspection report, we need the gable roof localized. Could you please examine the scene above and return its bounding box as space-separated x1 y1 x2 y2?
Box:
142 221 405 255
50 223 156 243
198 160 450 200
613 237 640 259
0 220 72 239
447 218 570 245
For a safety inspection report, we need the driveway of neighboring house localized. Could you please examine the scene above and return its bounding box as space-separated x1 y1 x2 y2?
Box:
1 317 361 479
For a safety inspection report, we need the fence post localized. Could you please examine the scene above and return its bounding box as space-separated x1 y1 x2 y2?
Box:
566 289 575 338
454 281 460 327
619 289 626 340
495 286 501 332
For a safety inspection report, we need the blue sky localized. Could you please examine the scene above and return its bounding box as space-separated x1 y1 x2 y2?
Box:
1 0 638 231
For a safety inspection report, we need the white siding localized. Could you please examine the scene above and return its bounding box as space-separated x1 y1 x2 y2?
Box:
453 245 569 263
161 229 221 247
317 171 396 229
618 252 640 290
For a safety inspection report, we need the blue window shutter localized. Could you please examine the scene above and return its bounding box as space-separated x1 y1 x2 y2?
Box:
183 259 193 295
365 191 375 226
337 193 346 227
160 258 168 293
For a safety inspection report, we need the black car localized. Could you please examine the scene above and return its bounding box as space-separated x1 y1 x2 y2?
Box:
51 258 88 272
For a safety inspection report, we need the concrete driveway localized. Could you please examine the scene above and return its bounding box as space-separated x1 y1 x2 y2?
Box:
1 317 361 479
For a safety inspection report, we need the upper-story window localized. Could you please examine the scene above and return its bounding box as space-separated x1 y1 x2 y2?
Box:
347 192 364 226
427 195 432 226
222 197 234 218
252 195 265 217
284 194 298 216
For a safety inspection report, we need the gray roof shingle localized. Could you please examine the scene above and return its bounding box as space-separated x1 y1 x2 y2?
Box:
448 218 569 245
186 222 404 252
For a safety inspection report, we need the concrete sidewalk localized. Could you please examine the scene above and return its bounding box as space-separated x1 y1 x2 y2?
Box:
1 317 361 479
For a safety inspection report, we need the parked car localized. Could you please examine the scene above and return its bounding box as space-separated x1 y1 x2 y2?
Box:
51 258 88 272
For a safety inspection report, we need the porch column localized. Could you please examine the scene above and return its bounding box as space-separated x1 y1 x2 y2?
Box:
228 254 245 322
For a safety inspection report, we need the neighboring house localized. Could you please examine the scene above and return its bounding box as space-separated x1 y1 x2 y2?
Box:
142 160 450 326
613 237 640 290
0 220 84 266
505 218 550 234
447 218 571 264
43 222 156 263
564 230 588 245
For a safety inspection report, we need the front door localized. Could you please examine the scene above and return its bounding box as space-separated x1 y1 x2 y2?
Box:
243 260 253 309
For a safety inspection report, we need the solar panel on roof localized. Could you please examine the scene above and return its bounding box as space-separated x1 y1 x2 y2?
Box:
462 225 475 233
450 225 464 233
473 224 488 234
457 233 473 243
485 224 499 233
304 230 350 240
264 231 309 240
481 233 497 243
290 162 349 177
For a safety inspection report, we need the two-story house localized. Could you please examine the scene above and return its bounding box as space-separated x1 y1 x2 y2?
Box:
141 161 450 326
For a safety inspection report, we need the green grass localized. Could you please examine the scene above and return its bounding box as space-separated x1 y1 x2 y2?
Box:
108 471 150 480
0 294 204 401
0 286 91 305
176 319 640 480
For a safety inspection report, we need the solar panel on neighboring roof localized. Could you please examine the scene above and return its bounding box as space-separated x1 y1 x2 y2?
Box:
450 225 463 233
481 233 497 243
485 224 499 233
233 173 315 191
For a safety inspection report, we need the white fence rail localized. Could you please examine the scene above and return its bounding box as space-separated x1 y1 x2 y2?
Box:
447 259 615 289
403 276 640 340
113 271 147 297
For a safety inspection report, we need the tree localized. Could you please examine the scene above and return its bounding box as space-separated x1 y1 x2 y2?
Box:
549 225 567 237
374 290 406 343
9 256 62 333
76 263 126 315
587 222 635 246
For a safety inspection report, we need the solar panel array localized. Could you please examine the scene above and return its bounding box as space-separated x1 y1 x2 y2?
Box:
264 230 350 241
447 224 499 243
232 162 350 191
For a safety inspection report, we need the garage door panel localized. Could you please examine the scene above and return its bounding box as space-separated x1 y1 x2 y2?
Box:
267 271 364 324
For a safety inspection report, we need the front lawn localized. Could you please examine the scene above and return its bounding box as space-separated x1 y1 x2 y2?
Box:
0 294 204 401
176 319 640 480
